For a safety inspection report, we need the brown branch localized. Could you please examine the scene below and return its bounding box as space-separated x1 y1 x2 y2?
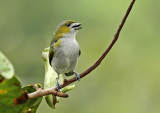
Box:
28 0 136 99
28 86 68 99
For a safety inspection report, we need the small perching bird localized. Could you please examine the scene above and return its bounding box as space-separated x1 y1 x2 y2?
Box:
49 20 82 90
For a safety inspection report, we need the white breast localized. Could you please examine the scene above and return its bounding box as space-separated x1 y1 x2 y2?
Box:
51 37 80 74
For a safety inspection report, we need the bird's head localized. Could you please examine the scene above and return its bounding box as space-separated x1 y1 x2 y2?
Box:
54 20 82 39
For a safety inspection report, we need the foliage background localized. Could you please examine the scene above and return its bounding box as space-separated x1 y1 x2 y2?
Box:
0 0 160 113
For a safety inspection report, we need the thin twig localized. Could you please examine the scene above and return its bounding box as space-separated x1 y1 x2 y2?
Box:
28 0 136 99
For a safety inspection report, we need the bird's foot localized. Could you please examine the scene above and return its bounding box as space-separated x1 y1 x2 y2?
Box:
74 72 80 81
56 80 61 91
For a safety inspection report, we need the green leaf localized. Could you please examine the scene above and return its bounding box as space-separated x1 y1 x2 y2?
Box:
0 75 43 113
42 47 75 109
0 51 15 79
0 104 24 113
0 51 28 113
21 84 43 113
0 51 42 113
0 75 28 113
62 84 75 93
0 75 25 105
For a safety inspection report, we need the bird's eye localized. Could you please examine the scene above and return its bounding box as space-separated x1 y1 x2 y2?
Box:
66 23 72 27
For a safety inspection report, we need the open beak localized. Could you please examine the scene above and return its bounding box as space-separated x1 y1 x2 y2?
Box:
72 23 82 30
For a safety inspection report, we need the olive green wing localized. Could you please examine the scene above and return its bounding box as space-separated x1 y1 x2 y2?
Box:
50 35 59 45
49 35 58 65
49 38 62 66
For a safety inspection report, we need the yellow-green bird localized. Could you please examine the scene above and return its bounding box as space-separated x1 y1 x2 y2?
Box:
49 20 82 90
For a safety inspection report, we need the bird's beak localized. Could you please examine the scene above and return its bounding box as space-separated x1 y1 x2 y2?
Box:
72 23 82 30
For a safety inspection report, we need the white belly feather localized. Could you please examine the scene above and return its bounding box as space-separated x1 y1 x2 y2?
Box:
51 38 80 74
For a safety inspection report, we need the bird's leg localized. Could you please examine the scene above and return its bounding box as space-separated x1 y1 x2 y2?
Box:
56 74 61 91
73 71 80 81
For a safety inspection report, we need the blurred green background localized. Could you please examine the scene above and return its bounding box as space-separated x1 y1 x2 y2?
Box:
0 0 160 113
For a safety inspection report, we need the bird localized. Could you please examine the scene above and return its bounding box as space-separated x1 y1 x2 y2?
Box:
49 20 82 90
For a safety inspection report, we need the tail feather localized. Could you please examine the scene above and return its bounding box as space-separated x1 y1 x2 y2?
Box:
65 71 74 76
